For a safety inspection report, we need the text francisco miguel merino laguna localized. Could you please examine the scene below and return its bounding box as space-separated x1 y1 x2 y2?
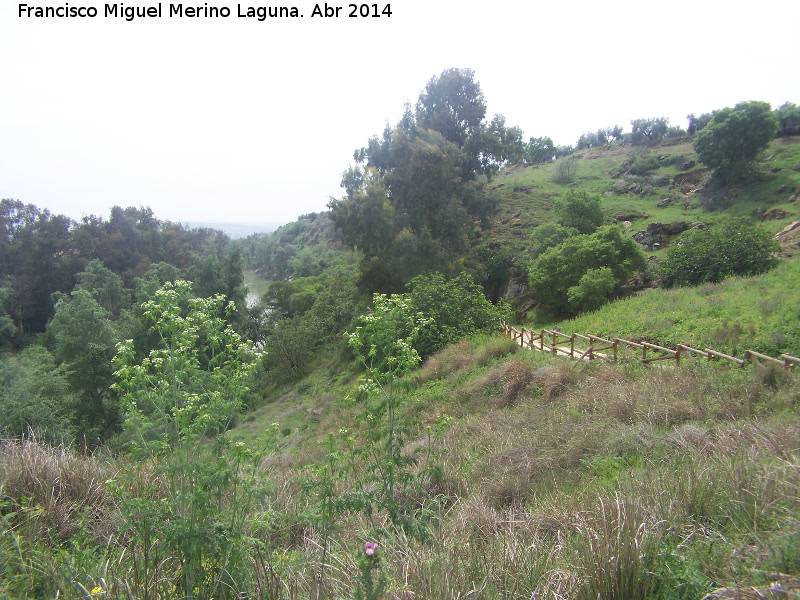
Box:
18 3 310 20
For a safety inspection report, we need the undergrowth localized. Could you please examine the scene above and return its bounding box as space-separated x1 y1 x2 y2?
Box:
2 337 800 599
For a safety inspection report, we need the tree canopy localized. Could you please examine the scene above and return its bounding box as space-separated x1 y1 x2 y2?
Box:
528 225 647 315
329 68 522 293
693 101 778 181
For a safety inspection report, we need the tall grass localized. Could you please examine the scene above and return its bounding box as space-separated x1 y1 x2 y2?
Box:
2 339 800 598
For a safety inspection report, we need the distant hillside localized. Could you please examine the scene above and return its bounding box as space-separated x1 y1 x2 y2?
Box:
485 137 800 312
183 221 284 239
232 211 350 280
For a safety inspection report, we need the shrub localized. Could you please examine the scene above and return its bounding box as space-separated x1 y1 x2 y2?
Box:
551 156 579 183
528 222 578 260
659 218 779 287
627 148 661 175
693 101 778 183
555 189 605 234
528 225 647 315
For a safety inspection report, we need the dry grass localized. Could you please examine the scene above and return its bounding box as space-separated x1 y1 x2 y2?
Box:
0 438 118 541
414 336 518 385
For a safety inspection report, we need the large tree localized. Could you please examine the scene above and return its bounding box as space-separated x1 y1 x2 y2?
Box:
693 101 778 182
330 69 517 293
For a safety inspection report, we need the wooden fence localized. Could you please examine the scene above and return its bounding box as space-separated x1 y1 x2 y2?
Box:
501 321 800 371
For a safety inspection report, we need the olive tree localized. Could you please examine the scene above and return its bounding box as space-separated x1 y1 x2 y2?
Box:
693 101 778 182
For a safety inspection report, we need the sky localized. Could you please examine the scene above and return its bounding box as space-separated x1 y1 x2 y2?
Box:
2 0 799 227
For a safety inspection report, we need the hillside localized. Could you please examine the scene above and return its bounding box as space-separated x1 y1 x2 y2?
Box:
486 137 800 314
3 92 800 598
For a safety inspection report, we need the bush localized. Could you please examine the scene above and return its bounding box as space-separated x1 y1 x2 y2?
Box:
408 272 509 359
350 272 508 377
627 148 661 175
528 225 647 315
527 222 578 260
556 189 604 234
693 101 778 182
659 218 779 287
551 156 579 183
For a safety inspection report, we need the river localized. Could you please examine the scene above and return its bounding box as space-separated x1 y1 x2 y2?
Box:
244 271 272 307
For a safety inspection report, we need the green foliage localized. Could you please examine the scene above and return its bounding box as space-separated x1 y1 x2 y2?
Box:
659 218 779 288
260 267 360 383
775 101 800 137
551 156 579 183
687 112 713 135
353 542 388 600
330 69 523 293
113 280 260 451
627 147 661 175
346 306 448 541
408 272 509 360
525 136 555 163
72 259 130 318
693 101 778 181
349 273 506 372
46 289 121 442
0 346 73 442
630 117 671 144
559 257 800 357
528 222 578 260
528 225 647 315
349 294 428 384
556 189 605 234
416 68 487 152
567 266 617 313
111 279 268 599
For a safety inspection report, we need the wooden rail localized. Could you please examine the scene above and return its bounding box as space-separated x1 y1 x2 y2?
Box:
501 321 798 371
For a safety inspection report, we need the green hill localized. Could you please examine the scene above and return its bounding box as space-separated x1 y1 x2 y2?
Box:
3 85 800 599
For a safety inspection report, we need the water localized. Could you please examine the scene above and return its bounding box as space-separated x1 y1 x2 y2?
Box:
244 271 271 307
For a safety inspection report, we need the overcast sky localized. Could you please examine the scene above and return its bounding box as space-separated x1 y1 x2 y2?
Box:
2 0 798 226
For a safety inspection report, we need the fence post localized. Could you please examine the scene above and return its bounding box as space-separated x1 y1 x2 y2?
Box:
570 334 575 358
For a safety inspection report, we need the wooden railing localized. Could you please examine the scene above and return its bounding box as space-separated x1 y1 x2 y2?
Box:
501 321 799 371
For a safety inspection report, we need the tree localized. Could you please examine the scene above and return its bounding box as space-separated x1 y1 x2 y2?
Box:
407 272 508 360
630 117 670 144
0 346 74 443
775 102 800 137
415 67 486 151
556 190 604 234
46 289 121 442
528 225 647 315
528 222 578 260
693 101 778 182
525 137 555 163
73 259 131 318
687 112 713 135
658 218 779 287
331 69 524 293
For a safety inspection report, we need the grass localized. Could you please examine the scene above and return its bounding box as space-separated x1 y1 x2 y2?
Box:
2 338 800 598
488 137 800 278
547 258 800 358
3 137 800 599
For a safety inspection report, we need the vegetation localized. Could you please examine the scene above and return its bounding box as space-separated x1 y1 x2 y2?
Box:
3 71 800 600
659 218 780 288
528 225 647 315
693 101 779 182
329 68 522 294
